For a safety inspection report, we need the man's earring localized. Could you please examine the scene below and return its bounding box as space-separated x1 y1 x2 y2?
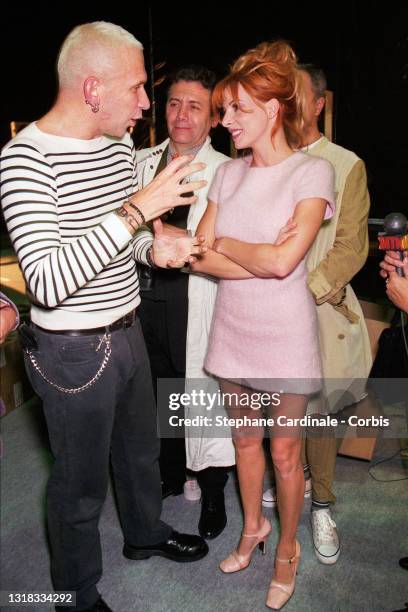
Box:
86 100 99 113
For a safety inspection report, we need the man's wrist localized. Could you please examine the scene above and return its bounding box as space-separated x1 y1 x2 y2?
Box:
115 206 141 234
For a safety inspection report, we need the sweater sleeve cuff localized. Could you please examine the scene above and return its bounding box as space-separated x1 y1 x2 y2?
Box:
132 229 154 265
101 212 133 250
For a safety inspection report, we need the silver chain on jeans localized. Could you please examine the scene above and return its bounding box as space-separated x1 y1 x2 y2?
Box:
25 333 112 394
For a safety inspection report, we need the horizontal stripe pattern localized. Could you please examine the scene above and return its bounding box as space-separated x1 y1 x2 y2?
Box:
1 124 152 325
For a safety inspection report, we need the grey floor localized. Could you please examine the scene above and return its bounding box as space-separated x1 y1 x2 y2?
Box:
1 400 407 612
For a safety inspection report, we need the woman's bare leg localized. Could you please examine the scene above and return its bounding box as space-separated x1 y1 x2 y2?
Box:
220 379 266 555
269 393 307 583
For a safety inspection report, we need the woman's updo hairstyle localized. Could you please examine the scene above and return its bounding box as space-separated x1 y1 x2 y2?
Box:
213 40 304 148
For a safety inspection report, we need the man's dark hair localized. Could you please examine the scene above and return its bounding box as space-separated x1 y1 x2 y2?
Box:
299 63 327 99
167 65 217 95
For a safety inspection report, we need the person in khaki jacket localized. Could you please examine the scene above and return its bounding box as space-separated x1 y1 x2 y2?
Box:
263 64 372 565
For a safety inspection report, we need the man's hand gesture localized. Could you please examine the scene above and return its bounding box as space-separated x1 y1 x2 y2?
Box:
126 156 207 222
151 219 206 268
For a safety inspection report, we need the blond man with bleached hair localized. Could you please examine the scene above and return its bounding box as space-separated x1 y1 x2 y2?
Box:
57 21 143 88
1 20 209 612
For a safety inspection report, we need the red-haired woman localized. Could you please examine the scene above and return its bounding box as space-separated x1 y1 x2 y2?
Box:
191 40 335 609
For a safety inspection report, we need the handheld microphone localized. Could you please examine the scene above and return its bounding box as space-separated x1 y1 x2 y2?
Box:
378 212 408 277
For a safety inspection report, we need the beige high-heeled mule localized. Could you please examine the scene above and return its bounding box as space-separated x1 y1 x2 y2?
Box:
266 540 301 610
220 517 272 573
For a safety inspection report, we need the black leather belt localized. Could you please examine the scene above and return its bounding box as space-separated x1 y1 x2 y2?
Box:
33 309 137 336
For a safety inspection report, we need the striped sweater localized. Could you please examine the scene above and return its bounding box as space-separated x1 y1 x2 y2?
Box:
0 122 152 329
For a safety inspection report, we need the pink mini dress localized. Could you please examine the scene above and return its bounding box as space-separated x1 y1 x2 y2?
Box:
204 152 335 394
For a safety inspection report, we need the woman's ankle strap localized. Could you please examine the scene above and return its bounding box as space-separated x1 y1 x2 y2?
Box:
275 541 300 564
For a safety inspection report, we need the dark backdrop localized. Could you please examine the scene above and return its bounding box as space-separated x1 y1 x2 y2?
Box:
1 3 407 296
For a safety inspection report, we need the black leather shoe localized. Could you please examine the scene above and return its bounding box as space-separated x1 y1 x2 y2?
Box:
56 597 112 612
161 480 184 499
198 493 227 540
399 557 408 570
123 530 208 562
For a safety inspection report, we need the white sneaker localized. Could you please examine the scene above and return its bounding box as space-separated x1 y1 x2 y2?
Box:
183 478 202 502
311 507 340 564
262 478 312 508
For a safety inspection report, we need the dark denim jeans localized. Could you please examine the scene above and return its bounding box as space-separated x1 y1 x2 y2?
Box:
24 318 171 611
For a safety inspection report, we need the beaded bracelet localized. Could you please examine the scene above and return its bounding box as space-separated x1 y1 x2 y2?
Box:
126 201 146 225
